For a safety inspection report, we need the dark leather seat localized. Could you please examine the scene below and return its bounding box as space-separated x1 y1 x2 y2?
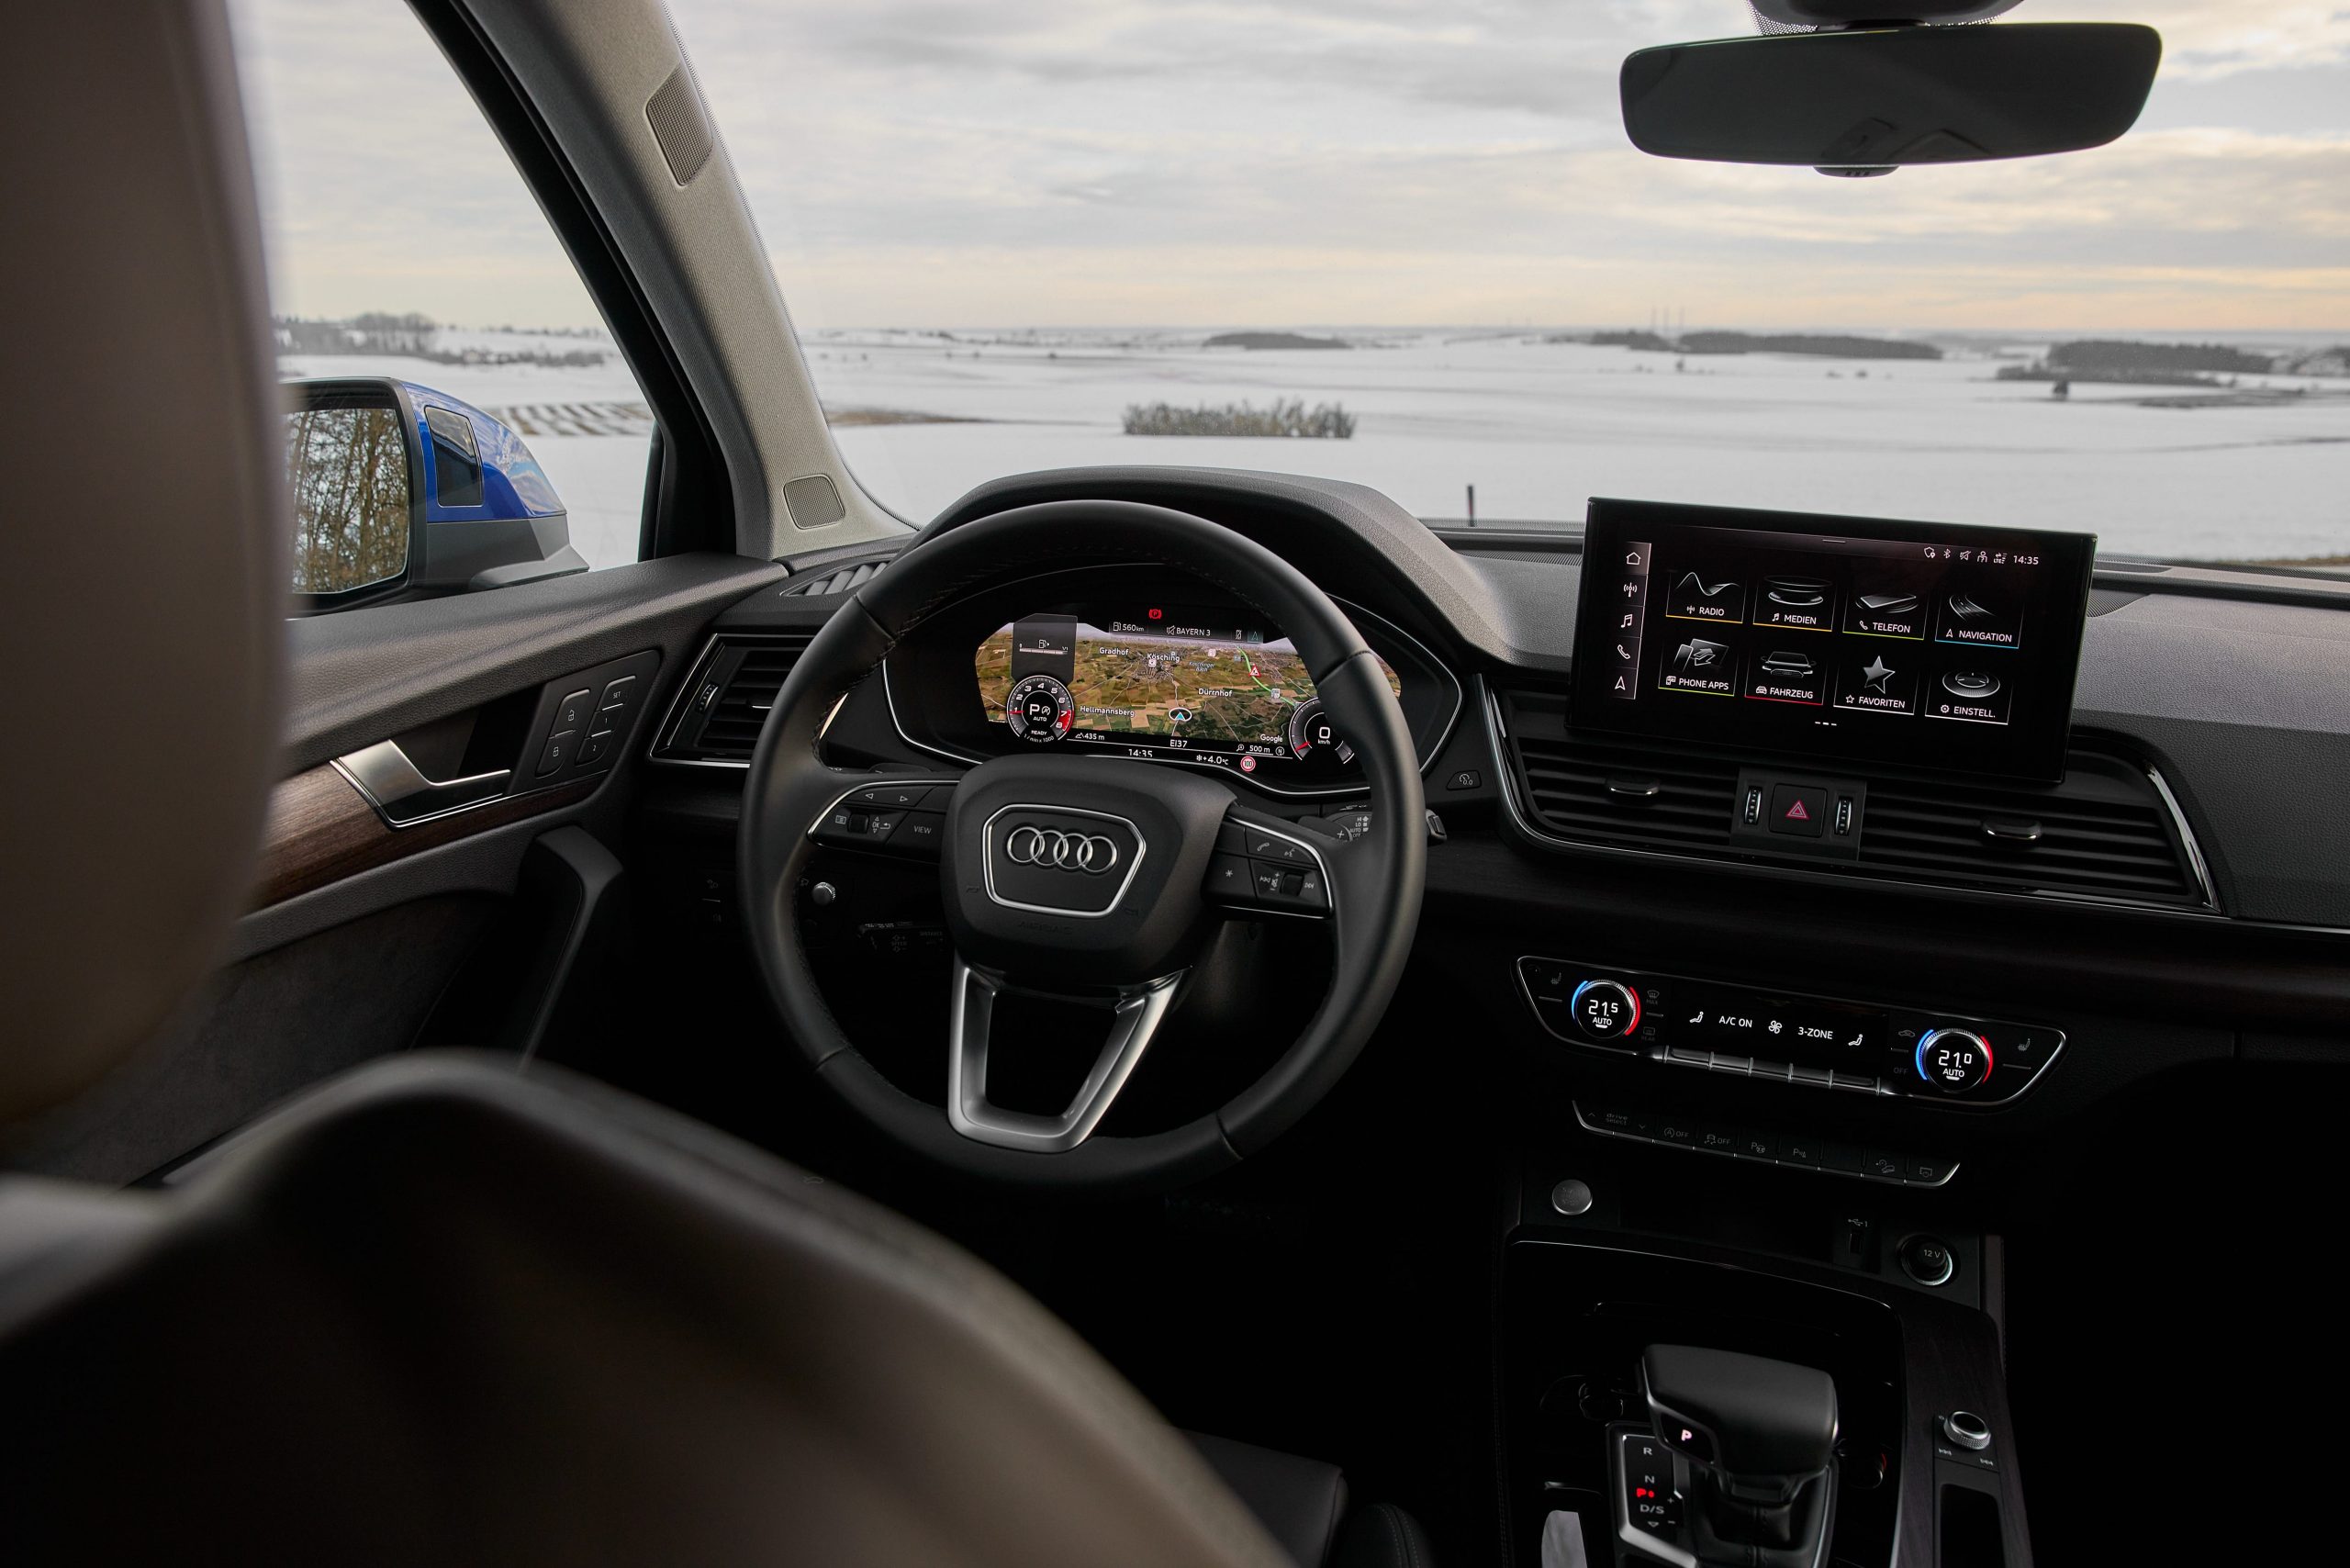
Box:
0 6 1438 1567
1192 1433 1438 1568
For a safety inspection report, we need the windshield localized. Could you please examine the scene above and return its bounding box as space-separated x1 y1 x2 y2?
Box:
665 1 2348 567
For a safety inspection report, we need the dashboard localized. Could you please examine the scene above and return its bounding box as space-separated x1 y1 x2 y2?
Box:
648 467 2350 1214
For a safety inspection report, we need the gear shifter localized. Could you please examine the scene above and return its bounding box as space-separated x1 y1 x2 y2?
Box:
1608 1345 1840 1567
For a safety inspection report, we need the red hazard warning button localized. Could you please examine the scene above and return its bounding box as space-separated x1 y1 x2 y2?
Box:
1768 784 1829 838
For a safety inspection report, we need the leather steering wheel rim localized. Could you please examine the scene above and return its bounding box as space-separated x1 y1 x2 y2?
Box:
739 499 1426 1191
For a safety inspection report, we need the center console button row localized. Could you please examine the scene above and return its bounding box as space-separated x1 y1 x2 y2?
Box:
1573 1101 1955 1187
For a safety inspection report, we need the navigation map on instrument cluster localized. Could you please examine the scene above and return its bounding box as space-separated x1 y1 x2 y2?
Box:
979 611 1400 756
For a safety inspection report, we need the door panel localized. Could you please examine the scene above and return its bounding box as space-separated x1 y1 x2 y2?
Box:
3 554 780 1182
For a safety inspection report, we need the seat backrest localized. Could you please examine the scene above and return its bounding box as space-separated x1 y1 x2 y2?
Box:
0 1055 1291 1568
0 0 287 1123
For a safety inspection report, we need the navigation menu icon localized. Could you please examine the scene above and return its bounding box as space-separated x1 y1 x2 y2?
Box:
1936 587 2023 650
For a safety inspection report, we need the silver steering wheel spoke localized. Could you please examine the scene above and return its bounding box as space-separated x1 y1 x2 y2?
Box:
946 957 1186 1152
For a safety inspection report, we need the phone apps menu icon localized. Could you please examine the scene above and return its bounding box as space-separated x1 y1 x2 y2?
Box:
1665 570 1743 623
1606 542 1651 702
1660 634 1735 696
1754 575 1835 632
1834 647 1920 716
1745 646 1825 706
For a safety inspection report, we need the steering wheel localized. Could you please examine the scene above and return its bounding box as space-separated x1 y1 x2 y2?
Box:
740 500 1426 1190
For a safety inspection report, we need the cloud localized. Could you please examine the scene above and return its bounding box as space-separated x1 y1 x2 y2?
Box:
225 0 2350 332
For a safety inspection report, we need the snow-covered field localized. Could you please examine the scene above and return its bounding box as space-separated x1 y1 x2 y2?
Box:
289 326 2350 571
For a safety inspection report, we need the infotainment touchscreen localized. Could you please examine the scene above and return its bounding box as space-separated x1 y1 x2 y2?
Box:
1572 498 2096 783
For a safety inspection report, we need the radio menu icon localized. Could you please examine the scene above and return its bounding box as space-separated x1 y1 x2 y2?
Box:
1665 570 1744 623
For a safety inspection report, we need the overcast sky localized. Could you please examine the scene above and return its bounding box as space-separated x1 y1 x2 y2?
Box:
233 0 2350 332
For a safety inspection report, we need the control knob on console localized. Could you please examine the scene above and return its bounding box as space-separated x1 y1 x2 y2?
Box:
1915 1027 1993 1093
1570 979 1642 1042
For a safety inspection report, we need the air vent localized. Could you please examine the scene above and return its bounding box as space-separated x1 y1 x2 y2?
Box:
1515 732 1740 852
653 633 813 763
783 558 889 596
1855 759 2202 904
1496 689 2210 909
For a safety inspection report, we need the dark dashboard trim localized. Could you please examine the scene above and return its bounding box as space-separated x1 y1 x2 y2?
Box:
1477 677 2249 925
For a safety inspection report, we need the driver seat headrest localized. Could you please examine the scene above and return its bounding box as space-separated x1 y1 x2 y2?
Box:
0 0 287 1122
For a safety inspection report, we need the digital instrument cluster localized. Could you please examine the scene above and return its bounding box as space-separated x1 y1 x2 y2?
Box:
974 605 1402 786
1573 498 2096 781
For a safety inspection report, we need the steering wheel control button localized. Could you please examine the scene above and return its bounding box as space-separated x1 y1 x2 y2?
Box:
1205 854 1254 902
893 812 947 853
1570 979 1641 1041
1900 1235 1958 1287
1244 830 1316 867
1940 1411 1992 1451
1916 1026 1994 1092
1767 784 1829 836
812 806 908 847
1550 1179 1595 1216
848 783 935 810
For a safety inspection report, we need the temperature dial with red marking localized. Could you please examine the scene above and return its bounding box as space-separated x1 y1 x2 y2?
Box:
1003 674 1075 744
1570 979 1641 1042
1916 1027 1993 1093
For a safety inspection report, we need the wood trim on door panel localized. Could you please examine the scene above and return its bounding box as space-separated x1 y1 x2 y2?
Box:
255 766 595 908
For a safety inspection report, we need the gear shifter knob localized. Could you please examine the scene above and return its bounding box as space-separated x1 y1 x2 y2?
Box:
1641 1344 1839 1501
1619 1346 1841 1568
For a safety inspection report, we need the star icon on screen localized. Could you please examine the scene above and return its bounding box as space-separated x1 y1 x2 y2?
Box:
1862 655 1896 693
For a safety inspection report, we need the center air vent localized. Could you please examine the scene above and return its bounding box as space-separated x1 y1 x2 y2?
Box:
653 633 814 763
1495 689 2210 910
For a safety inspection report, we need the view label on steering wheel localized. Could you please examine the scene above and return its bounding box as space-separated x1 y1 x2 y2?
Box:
976 604 1400 786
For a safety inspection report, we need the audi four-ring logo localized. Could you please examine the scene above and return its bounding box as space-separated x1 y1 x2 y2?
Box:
1003 824 1120 874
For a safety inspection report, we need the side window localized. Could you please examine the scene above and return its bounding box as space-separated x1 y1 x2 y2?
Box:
229 0 651 610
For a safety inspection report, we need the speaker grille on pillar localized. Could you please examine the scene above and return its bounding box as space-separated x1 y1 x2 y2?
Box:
645 65 712 186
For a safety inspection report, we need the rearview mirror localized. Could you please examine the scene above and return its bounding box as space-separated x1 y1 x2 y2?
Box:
1620 23 2162 175
284 377 586 611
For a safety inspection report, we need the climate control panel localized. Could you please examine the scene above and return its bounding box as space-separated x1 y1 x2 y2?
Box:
1516 956 2062 1105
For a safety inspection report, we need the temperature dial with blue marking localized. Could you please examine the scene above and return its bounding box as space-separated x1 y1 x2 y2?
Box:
1571 979 1642 1042
1916 1027 1993 1093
